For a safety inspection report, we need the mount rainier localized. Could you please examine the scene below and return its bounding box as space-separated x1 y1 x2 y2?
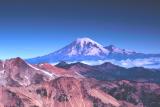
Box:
27 37 160 68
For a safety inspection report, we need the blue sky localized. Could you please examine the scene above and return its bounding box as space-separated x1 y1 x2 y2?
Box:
0 0 160 59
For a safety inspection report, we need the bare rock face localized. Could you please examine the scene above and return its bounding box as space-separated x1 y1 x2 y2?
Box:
0 57 56 86
0 87 24 107
0 77 121 107
99 80 160 107
0 60 4 71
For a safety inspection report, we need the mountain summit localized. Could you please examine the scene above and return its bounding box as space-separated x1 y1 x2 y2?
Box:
27 37 160 67
27 37 110 63
54 37 109 56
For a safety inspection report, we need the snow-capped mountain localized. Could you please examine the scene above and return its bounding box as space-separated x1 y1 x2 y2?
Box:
54 37 109 56
27 37 160 68
27 37 110 63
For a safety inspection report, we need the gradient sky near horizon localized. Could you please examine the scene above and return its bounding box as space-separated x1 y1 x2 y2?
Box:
0 0 160 59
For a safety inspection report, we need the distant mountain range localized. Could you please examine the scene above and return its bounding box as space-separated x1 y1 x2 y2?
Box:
27 37 160 68
56 61 160 83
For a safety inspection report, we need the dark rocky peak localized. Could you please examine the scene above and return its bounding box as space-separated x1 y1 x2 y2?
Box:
56 61 69 68
94 62 125 70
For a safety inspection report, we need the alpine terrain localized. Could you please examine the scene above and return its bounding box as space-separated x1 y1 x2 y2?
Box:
27 37 160 68
1 38 159 107
0 57 160 107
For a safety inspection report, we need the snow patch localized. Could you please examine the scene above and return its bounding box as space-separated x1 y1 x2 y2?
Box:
0 70 5 74
27 63 58 77
2 61 4 68
75 72 85 78
66 37 109 56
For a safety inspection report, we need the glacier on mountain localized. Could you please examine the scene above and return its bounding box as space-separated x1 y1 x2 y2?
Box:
27 37 160 68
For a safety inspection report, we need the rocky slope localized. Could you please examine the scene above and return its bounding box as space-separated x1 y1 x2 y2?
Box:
0 76 123 107
0 57 160 107
0 57 57 86
98 80 160 107
0 58 121 107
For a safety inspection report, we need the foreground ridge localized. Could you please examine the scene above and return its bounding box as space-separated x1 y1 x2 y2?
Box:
0 57 160 107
